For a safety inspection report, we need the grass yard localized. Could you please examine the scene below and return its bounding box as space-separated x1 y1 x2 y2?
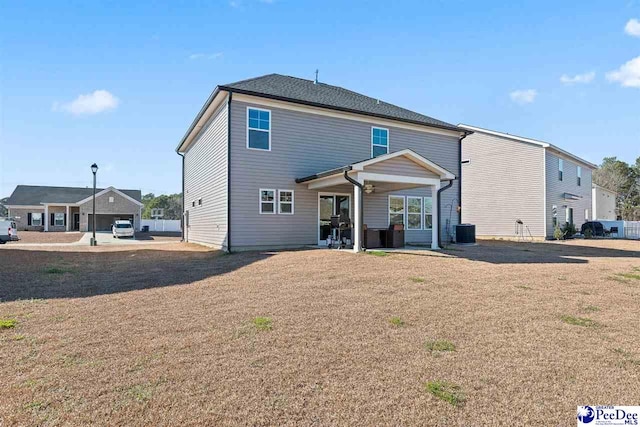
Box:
1 239 639 425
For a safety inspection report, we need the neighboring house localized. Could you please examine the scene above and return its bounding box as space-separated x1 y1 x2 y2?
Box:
592 184 617 221
177 73 469 252
459 125 596 239
5 185 143 232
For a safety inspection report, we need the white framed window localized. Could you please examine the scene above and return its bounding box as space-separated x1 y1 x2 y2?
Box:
577 166 582 186
552 205 558 227
54 212 65 226
558 158 564 181
371 127 389 158
424 196 433 229
388 195 405 226
278 190 294 214
585 209 589 221
407 196 423 230
259 189 276 214
109 196 114 203
247 107 271 151
31 213 42 226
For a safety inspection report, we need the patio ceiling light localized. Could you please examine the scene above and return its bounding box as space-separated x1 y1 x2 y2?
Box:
364 184 375 194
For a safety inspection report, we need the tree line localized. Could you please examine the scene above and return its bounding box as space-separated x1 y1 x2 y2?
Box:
593 157 640 220
141 193 182 220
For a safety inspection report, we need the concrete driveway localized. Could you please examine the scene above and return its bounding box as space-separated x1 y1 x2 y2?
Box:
79 232 152 245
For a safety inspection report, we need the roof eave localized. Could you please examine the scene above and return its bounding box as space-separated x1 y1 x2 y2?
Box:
176 86 224 153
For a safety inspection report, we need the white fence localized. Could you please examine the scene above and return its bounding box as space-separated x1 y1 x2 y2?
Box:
597 220 640 239
141 219 181 232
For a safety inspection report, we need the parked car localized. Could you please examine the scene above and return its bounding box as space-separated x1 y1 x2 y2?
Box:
112 220 135 239
581 221 604 237
0 218 19 244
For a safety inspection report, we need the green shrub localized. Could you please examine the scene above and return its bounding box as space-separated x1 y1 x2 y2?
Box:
561 315 599 327
553 226 564 240
583 227 593 239
389 316 404 327
561 223 577 238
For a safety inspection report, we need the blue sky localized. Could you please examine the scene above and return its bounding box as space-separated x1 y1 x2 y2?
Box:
1 1 639 198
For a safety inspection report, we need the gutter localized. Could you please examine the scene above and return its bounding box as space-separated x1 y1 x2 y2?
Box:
437 179 455 248
344 171 364 252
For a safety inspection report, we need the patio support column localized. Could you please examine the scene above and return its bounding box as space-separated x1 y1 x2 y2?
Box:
44 205 49 232
66 206 70 231
353 175 364 253
431 182 440 250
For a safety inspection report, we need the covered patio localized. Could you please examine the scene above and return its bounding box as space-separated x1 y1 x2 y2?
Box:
295 149 456 252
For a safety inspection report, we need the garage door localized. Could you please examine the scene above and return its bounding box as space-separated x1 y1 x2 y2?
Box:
88 214 134 231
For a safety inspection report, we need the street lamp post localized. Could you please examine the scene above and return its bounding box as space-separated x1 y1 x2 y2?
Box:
91 163 98 246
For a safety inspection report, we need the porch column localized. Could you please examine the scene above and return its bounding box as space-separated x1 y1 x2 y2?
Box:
353 175 364 253
431 182 440 249
44 205 49 232
66 206 70 231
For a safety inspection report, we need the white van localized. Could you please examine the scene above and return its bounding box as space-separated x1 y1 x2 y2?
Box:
0 218 19 244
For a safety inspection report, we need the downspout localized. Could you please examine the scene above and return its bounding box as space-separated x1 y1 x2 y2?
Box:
177 151 185 242
344 171 364 252
226 92 232 252
457 131 471 225
437 179 455 248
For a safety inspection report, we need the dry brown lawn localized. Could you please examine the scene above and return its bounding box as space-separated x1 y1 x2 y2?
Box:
1 239 639 426
12 231 83 244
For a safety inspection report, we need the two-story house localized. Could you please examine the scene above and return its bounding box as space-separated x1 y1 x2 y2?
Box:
176 74 469 252
459 124 597 239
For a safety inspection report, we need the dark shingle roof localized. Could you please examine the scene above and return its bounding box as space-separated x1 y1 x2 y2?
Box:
6 185 142 206
219 73 461 132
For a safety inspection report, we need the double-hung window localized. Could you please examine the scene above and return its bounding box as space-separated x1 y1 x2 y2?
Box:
371 127 389 158
278 190 294 214
424 197 433 229
247 107 271 150
577 166 582 186
31 213 42 226
407 196 423 230
389 195 405 226
558 158 564 181
54 212 65 226
259 189 276 214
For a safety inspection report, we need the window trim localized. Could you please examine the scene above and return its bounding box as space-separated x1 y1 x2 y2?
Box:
54 212 65 227
246 106 272 151
388 195 405 226
278 189 294 215
259 188 276 215
31 212 42 226
423 196 433 230
558 158 564 181
577 165 582 186
371 126 389 158
406 196 423 230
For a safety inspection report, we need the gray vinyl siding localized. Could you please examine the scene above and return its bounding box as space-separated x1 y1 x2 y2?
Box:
229 100 460 249
544 150 592 237
184 102 228 248
461 132 546 237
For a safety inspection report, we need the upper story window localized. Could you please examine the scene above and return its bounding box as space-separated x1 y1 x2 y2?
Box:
247 107 271 151
558 158 564 181
577 166 582 186
371 127 389 158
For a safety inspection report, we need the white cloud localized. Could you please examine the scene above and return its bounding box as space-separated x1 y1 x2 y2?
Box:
560 71 595 85
624 18 640 36
188 52 223 60
606 56 640 88
509 89 537 104
229 0 240 7
52 90 119 115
